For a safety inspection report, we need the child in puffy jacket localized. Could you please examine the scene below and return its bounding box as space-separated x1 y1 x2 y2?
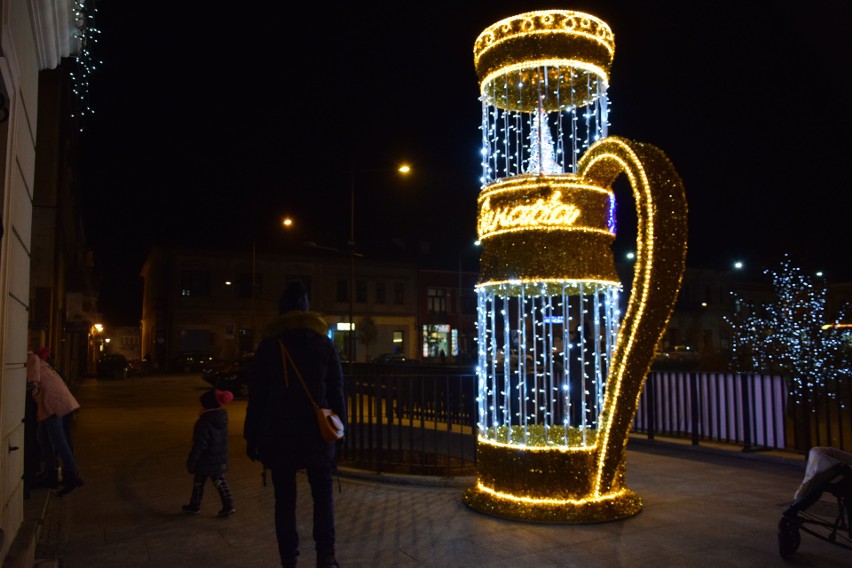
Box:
183 389 235 517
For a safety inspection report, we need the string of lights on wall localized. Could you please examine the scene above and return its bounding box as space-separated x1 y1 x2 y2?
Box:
69 0 100 132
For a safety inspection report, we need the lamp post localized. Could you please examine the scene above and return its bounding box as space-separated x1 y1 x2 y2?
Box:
251 216 296 352
346 164 411 371
457 240 481 363
348 172 356 370
251 239 257 350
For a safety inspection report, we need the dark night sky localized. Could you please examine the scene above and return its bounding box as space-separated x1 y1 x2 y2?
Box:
78 1 852 324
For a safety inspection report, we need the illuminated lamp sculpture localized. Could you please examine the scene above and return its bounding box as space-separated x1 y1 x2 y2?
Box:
463 10 688 523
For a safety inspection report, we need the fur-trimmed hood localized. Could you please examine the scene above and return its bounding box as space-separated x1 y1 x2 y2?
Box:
263 311 329 339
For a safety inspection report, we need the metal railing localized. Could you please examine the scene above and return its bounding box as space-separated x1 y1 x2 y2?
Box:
633 371 851 453
339 366 477 477
338 367 852 476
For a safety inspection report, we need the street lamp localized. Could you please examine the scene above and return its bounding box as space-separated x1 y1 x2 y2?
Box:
458 240 481 362
347 164 411 369
251 216 296 350
89 323 104 374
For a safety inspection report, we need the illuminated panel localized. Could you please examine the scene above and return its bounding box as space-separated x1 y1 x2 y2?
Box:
474 10 615 113
477 174 619 286
477 174 613 239
463 437 641 522
474 282 620 448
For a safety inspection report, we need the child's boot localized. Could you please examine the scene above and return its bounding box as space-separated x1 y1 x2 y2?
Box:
182 476 204 515
214 476 235 516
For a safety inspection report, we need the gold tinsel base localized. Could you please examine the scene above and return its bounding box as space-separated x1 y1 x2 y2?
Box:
463 484 643 524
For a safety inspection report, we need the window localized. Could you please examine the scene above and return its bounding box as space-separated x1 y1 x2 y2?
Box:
375 282 386 304
180 270 210 297
34 287 50 327
719 329 730 351
393 282 405 305
427 287 447 314
336 279 349 302
356 279 367 303
236 272 254 298
287 276 311 299
460 291 477 315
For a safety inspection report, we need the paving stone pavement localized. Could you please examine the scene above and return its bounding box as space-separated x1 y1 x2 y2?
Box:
22 375 852 567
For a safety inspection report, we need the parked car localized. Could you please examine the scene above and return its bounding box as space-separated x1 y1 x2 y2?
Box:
173 351 215 374
201 354 254 397
372 352 409 364
127 358 143 377
653 345 700 369
97 353 129 379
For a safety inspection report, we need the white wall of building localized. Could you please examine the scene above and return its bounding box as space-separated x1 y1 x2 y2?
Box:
0 1 80 563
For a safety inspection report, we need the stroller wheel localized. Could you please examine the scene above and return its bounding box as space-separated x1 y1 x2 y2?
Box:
778 516 800 560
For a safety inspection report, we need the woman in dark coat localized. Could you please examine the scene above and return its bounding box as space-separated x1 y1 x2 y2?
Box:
183 388 235 516
244 279 346 568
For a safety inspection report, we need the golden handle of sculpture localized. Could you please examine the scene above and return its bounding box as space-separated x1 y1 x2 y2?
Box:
577 136 688 496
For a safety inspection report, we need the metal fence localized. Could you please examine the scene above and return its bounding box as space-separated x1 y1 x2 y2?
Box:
339 366 477 477
633 371 852 453
338 367 852 476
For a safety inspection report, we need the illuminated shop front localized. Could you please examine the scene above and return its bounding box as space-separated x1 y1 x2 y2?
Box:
421 324 457 359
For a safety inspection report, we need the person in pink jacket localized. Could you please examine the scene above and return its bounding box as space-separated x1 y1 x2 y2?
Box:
26 350 84 496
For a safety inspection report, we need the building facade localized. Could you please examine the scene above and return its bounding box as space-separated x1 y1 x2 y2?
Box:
0 1 89 564
417 268 478 364
139 246 420 371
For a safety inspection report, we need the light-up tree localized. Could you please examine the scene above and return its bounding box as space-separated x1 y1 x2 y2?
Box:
726 256 850 408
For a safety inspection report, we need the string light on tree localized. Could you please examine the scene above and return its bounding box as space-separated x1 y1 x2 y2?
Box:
725 255 850 409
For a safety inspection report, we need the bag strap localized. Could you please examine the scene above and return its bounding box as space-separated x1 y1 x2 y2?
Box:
278 340 320 410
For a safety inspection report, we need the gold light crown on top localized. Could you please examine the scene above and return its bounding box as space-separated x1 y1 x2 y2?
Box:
473 10 615 112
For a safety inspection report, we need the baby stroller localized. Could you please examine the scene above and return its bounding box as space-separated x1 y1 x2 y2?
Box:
778 446 852 559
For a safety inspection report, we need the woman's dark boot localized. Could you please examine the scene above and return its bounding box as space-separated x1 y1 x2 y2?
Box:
57 473 84 497
316 549 339 568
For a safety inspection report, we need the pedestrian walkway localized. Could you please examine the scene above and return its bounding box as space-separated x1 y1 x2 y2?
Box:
20 375 852 567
